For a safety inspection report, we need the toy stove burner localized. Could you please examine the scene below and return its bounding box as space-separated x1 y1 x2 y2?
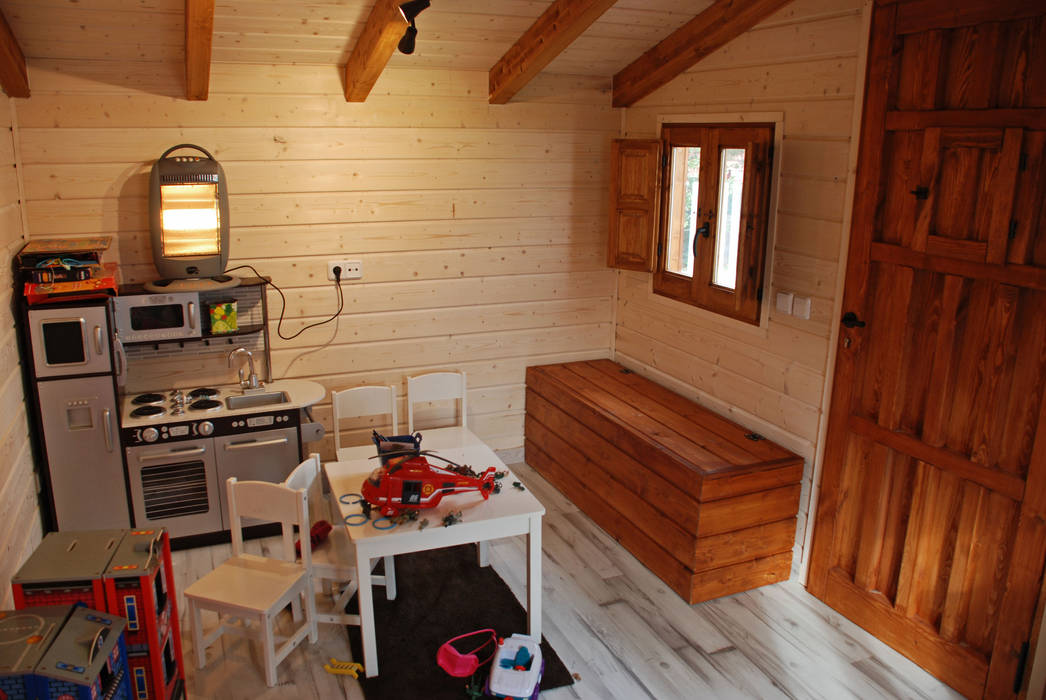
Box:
132 392 166 406
188 399 222 412
188 387 219 400
131 405 165 418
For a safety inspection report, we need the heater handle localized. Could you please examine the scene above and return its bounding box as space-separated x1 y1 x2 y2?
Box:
159 143 216 161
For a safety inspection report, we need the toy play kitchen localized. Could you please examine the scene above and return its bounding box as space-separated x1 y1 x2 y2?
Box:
20 259 325 542
19 146 327 543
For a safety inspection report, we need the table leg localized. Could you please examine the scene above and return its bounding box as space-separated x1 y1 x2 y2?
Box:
526 514 542 641
478 540 490 567
356 547 379 677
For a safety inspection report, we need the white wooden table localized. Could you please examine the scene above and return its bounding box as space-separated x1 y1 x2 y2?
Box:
324 427 545 677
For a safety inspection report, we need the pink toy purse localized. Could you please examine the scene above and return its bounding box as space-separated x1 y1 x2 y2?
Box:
437 629 497 677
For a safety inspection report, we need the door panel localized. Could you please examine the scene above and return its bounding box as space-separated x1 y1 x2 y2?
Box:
808 1 1046 697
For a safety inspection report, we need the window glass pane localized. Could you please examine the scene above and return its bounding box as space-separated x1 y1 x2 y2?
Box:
665 146 700 277
713 148 745 290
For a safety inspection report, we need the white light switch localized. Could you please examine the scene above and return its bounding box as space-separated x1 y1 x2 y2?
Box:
793 296 812 320
775 291 794 315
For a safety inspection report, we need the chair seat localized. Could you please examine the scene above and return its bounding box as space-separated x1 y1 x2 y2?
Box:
186 554 306 614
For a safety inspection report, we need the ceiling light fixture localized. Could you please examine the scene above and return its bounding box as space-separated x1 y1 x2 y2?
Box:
398 0 430 55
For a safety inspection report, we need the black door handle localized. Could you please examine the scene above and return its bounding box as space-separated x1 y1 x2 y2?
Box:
841 312 866 328
696 222 710 238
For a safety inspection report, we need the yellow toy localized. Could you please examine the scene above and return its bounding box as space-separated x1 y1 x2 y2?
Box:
324 657 365 678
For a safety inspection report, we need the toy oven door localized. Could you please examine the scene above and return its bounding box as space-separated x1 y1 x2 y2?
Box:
126 438 222 538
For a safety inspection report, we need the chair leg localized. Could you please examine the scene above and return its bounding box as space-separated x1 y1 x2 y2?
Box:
305 585 318 643
188 598 207 669
262 614 278 687
383 555 396 600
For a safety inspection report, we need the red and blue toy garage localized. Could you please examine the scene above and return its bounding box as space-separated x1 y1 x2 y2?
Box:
10 529 185 700
0 604 132 700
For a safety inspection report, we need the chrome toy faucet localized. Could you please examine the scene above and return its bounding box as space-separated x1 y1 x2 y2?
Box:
228 347 262 390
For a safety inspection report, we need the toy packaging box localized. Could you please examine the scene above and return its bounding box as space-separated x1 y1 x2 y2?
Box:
0 604 132 700
11 529 185 700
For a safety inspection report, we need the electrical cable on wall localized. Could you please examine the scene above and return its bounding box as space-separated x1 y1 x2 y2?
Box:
224 263 345 340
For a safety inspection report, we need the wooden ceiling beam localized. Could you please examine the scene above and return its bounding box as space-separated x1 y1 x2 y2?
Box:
489 0 617 105
343 0 409 103
185 0 214 101
0 10 28 98
612 0 796 108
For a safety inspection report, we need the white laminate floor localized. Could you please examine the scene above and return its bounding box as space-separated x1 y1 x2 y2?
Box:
173 461 965 700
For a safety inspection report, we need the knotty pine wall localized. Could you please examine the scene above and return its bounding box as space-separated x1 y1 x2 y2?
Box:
619 0 870 571
15 62 618 459
0 93 41 607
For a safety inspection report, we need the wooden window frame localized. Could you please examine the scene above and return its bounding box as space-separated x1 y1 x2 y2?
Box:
653 122 775 326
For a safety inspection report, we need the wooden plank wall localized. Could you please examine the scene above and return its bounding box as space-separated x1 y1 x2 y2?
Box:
0 92 42 607
619 0 870 570
13 61 618 456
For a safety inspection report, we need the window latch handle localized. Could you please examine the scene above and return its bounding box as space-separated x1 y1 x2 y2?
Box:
693 221 711 259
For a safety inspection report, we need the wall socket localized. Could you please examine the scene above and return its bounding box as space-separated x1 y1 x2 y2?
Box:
327 260 362 281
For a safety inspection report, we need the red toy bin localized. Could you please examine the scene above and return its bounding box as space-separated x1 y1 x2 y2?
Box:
11 530 124 611
104 529 185 700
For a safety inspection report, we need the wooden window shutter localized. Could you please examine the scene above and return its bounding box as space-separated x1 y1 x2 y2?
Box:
607 139 661 271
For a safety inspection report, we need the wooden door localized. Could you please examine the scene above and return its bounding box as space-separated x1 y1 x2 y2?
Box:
807 1 1046 697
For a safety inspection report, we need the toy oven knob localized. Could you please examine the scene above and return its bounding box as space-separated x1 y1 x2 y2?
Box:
142 427 159 443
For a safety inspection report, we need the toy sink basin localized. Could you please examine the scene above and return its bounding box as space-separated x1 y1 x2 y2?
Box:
486 634 543 700
225 391 289 410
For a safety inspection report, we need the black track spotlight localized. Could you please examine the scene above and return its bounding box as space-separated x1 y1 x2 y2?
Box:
398 0 430 55
398 24 418 54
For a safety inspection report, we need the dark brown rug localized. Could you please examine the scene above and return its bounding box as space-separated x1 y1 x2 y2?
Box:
346 544 574 699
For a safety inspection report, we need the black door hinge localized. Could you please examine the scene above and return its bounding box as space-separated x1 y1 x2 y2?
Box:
661 154 668 168
1015 640 1030 694
756 288 763 302
657 241 663 260
1010 220 1019 239
1019 152 1028 171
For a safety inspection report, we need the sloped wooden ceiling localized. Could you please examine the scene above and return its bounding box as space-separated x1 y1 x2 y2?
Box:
612 0 800 106
0 0 797 104
488 0 618 105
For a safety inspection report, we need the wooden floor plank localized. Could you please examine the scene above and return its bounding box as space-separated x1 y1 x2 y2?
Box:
172 459 964 699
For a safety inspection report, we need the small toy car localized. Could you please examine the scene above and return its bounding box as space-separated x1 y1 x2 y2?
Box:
485 634 543 700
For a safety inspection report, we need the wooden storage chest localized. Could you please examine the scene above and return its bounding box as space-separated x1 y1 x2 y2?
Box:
525 359 803 603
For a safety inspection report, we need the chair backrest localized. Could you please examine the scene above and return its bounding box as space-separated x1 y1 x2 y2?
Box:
407 370 467 432
332 385 398 451
227 475 311 571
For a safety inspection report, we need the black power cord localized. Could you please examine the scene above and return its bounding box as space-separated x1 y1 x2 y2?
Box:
224 263 345 341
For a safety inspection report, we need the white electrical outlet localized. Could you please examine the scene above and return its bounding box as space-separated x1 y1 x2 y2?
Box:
793 296 812 320
327 260 362 281
775 291 794 315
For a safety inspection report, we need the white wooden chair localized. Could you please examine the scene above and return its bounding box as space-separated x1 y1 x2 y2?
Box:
283 453 396 626
332 384 398 460
407 370 467 432
183 475 317 687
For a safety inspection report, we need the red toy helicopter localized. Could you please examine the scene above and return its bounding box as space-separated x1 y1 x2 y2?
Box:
360 432 498 517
